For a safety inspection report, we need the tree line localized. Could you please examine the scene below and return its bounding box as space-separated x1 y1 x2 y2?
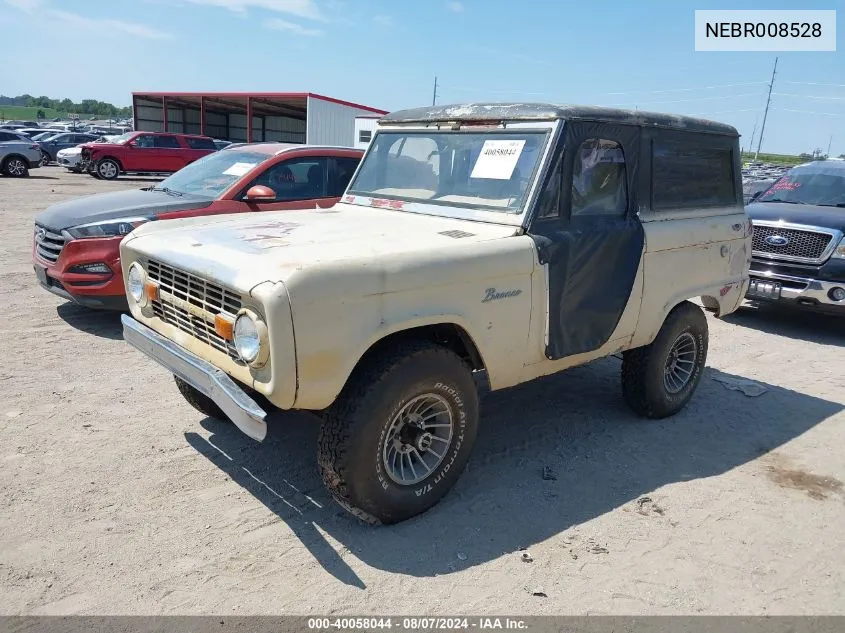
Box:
0 94 132 117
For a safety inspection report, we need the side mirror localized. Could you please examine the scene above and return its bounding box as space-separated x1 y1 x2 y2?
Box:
245 185 276 203
750 190 763 201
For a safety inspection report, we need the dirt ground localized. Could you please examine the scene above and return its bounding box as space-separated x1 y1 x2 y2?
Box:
2 167 845 616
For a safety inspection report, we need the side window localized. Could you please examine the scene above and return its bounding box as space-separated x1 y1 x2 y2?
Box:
250 157 328 201
155 135 181 149
0 132 13 142
329 157 361 196
571 138 628 218
652 139 735 209
134 135 155 148
534 152 562 220
186 137 216 150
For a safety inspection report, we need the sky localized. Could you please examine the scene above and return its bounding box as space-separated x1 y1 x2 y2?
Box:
0 0 842 155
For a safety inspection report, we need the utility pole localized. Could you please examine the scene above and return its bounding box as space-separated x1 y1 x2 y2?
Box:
746 116 759 158
827 133 833 159
755 56 778 160
432 76 438 106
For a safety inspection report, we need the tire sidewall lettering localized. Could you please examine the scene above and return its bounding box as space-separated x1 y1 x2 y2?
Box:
374 380 468 497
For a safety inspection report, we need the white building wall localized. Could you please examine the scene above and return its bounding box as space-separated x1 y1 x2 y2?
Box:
354 117 380 150
306 96 383 147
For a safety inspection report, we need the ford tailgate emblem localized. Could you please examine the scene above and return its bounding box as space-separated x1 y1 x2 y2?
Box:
764 234 789 247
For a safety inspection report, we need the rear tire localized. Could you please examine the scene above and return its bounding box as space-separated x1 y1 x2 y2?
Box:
174 376 228 421
621 301 708 419
318 342 479 524
3 156 29 177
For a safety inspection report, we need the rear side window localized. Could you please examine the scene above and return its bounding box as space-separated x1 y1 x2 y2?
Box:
330 156 361 196
155 135 181 149
186 137 216 150
0 132 14 142
652 140 735 209
571 138 628 218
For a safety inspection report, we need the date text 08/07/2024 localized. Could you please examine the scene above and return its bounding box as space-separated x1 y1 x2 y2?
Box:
307 617 529 630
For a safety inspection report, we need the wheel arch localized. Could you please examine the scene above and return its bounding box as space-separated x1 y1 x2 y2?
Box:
300 318 490 412
99 155 124 170
2 153 30 167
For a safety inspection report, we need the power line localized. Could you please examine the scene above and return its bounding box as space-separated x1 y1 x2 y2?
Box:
606 92 765 107
772 92 845 101
775 108 845 117
783 81 845 88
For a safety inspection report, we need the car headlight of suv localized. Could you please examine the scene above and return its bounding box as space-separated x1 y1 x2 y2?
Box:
65 216 154 239
833 236 845 259
127 262 146 305
233 309 269 367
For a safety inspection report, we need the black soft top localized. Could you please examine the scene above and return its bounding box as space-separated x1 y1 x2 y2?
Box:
381 102 739 137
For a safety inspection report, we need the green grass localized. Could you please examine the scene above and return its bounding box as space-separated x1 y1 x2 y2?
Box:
0 105 63 122
741 152 806 167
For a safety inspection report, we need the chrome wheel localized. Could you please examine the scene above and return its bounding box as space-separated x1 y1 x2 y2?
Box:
6 158 26 176
382 393 454 486
40 152 50 166
663 332 698 394
98 160 118 179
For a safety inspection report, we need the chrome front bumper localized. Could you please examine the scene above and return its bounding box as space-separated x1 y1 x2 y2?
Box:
121 314 268 441
748 270 845 309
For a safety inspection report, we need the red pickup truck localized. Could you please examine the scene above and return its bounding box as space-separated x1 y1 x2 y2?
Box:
80 131 217 180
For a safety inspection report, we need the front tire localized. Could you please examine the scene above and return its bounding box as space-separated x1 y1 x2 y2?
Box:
40 151 51 167
174 376 228 421
621 301 708 418
318 342 479 524
96 158 120 180
3 156 29 177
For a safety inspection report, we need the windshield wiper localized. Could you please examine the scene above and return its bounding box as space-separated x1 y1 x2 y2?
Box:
761 198 801 204
152 186 183 197
816 202 845 208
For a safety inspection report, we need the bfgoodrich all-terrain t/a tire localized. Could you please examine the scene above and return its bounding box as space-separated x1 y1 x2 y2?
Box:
318 342 479 525
621 301 709 419
174 375 228 421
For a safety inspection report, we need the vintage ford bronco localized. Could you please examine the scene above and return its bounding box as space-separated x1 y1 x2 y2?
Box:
119 103 751 524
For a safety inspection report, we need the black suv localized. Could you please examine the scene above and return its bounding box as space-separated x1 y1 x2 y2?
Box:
745 160 845 314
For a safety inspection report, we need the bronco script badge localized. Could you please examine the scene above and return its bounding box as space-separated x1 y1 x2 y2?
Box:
482 287 522 303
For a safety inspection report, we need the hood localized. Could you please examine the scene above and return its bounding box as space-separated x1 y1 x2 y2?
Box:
746 201 845 233
35 189 214 231
123 203 521 291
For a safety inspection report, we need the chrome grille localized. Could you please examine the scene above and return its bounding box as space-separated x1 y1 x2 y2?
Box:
147 260 242 361
34 224 66 263
751 224 835 264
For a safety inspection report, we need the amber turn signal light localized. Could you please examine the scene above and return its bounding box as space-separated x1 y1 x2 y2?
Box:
144 280 159 303
214 313 235 341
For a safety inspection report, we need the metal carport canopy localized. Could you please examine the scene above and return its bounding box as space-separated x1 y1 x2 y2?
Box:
131 92 386 142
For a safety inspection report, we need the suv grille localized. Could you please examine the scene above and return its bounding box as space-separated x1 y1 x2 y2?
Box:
751 224 834 263
34 225 66 263
147 260 243 361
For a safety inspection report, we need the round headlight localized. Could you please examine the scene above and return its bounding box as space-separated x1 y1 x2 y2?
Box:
234 312 261 363
127 263 145 304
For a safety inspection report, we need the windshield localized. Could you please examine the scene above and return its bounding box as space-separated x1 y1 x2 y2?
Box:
347 129 550 214
106 132 134 145
155 150 265 198
757 164 845 207
33 132 59 141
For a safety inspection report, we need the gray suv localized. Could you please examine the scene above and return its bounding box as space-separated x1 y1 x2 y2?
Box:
0 131 42 177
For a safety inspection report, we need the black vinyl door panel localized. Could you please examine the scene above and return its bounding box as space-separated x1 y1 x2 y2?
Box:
537 218 643 359
530 121 644 360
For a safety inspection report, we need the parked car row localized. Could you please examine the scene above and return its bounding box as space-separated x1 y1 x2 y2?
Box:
20 101 845 526
33 142 363 308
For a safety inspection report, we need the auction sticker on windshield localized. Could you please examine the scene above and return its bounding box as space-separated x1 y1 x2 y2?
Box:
223 162 258 177
470 140 525 180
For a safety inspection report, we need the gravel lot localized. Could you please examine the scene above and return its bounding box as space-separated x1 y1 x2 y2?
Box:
2 167 845 615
